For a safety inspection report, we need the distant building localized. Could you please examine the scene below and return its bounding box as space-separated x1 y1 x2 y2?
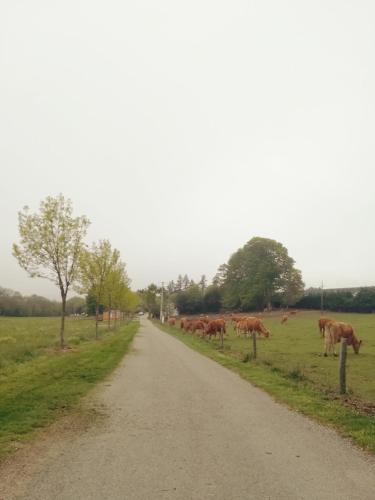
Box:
102 310 124 321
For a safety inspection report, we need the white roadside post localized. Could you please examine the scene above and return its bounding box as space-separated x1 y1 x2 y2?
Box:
160 282 164 323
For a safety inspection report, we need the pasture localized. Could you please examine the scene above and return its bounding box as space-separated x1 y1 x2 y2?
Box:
174 311 375 405
0 316 108 371
0 316 138 459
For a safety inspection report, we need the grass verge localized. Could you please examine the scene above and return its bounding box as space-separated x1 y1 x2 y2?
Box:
155 320 375 455
0 320 138 459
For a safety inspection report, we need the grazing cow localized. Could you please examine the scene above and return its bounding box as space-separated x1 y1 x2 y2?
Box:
235 317 254 337
180 317 188 329
319 317 333 337
192 320 206 336
185 320 194 333
205 319 226 340
236 317 270 338
281 314 288 324
323 321 362 356
168 318 176 326
231 316 250 336
246 318 270 338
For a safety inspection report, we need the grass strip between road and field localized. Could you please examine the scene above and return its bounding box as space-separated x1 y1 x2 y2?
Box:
154 320 375 455
0 321 139 460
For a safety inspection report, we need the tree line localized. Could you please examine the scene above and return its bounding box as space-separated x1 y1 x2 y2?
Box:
296 288 375 313
140 237 305 316
13 194 139 347
0 287 85 317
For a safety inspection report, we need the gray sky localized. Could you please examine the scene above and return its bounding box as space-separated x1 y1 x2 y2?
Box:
1 1 375 299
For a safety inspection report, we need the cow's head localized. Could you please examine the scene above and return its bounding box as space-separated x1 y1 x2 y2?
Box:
353 339 362 354
263 328 270 338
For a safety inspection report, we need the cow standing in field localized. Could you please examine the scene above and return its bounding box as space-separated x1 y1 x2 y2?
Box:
246 317 270 338
168 318 176 326
192 320 206 336
236 317 270 338
323 321 361 356
231 316 248 336
205 319 226 340
319 317 333 337
180 317 188 329
281 314 288 324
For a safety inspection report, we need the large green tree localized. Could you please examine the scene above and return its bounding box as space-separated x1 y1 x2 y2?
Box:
222 237 304 311
13 194 90 346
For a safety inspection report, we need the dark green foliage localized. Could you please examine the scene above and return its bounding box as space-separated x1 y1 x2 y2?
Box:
222 237 304 311
297 288 375 313
0 288 57 316
203 285 222 312
175 285 203 314
86 291 104 315
0 287 87 317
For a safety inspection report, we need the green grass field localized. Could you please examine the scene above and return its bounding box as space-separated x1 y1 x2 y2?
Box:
229 311 375 404
156 310 375 453
0 316 138 459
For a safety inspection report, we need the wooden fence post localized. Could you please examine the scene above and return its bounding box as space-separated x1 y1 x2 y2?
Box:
339 337 347 395
252 331 257 360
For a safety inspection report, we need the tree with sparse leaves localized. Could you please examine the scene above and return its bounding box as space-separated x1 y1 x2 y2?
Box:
104 259 129 330
79 240 119 339
13 194 90 347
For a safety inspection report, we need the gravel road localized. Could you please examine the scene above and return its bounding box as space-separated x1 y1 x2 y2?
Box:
6 318 375 499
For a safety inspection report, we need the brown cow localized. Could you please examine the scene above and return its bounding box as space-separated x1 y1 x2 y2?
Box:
168 317 176 326
180 317 188 329
192 320 206 336
318 317 333 337
281 314 288 324
236 317 270 338
246 317 270 338
324 321 361 356
185 320 194 332
205 319 226 340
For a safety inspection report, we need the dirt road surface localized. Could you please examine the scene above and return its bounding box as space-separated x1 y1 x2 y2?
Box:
2 318 375 499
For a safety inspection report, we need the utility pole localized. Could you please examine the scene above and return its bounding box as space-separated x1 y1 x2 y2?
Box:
321 280 324 315
160 282 164 323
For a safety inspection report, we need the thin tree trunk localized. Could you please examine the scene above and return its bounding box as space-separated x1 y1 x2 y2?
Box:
95 304 99 340
60 294 67 348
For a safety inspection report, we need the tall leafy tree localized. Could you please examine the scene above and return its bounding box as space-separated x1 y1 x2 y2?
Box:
182 274 190 290
199 274 207 295
176 275 183 292
212 263 228 287
13 194 90 347
223 237 304 311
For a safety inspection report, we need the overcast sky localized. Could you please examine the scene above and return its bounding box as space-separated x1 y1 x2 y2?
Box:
1 1 375 299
